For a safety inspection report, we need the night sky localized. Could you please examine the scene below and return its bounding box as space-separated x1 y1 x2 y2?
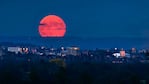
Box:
0 0 149 38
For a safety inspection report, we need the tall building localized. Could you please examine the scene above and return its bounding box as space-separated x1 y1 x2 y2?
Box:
66 47 80 56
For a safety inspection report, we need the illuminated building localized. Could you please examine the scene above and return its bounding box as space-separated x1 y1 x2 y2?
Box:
61 47 65 51
60 47 67 56
22 48 29 54
110 48 120 53
139 49 146 53
61 50 67 56
8 47 22 54
114 48 118 51
131 48 137 53
66 47 80 56
82 50 89 56
49 48 57 55
120 50 126 57
113 53 121 58
31 49 37 54
113 48 129 58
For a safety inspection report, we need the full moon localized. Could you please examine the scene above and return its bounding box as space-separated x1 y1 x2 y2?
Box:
39 15 66 37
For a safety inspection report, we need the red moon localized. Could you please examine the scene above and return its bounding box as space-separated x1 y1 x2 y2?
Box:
39 15 66 37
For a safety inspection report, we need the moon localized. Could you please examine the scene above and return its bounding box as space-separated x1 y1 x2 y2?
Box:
39 15 66 37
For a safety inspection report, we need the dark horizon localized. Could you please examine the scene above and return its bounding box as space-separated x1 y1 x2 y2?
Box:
0 36 149 50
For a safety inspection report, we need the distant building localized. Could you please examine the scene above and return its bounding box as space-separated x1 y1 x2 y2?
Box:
7 47 22 54
120 50 126 57
66 47 80 56
49 48 57 55
110 48 120 53
61 50 67 56
139 49 147 53
22 47 29 54
131 48 137 53
31 48 37 54
113 53 121 58
113 49 130 58
81 50 89 56
0 48 4 56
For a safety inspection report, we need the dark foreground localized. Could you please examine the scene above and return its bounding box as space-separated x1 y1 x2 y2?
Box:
0 55 148 84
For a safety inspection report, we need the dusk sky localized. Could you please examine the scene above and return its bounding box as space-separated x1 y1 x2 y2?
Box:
0 0 149 38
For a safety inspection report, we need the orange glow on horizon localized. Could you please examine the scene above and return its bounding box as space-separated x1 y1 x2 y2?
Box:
39 15 66 37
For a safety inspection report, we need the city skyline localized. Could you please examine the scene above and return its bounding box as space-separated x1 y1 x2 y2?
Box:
1 0 149 83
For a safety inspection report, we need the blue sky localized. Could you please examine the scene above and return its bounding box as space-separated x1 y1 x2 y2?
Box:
0 0 149 38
